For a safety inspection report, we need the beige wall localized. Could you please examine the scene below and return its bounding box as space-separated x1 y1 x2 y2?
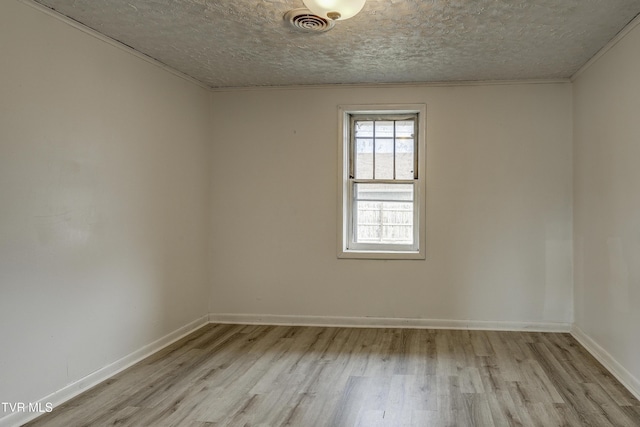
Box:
0 0 211 417
573 21 640 391
210 82 573 325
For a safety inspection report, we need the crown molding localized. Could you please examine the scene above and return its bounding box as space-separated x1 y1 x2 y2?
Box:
17 0 210 90
572 12 640 81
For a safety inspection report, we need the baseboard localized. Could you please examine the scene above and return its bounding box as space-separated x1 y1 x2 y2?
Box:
571 324 640 401
0 315 209 427
208 313 571 333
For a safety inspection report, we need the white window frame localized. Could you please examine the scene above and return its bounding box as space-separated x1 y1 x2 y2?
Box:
338 104 426 260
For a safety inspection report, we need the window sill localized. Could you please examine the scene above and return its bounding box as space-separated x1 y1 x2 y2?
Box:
338 249 425 260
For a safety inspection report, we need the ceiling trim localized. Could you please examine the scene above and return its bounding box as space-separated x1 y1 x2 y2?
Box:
19 0 211 90
209 79 571 93
571 11 640 81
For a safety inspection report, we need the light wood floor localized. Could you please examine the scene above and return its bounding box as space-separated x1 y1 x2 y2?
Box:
26 324 640 426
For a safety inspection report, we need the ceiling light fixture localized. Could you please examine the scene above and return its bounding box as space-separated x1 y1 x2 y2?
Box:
302 0 366 21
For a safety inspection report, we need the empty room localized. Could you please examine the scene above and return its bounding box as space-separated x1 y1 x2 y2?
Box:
1 0 640 426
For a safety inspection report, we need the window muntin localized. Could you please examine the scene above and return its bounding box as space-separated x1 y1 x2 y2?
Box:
340 109 424 258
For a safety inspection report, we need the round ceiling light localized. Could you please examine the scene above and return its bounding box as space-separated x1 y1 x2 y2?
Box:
302 0 366 20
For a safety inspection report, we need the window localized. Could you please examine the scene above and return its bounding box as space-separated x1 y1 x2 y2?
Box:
338 105 426 259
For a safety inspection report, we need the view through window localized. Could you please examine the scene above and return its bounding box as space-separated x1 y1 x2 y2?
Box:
352 119 416 245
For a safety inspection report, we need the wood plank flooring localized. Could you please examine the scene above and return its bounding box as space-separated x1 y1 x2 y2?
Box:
25 324 640 426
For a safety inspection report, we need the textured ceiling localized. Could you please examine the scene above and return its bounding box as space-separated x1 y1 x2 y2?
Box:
34 0 640 88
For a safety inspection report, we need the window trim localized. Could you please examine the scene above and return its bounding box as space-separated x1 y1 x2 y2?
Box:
337 104 426 260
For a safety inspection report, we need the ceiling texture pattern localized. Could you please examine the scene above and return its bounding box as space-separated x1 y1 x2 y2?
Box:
34 0 640 88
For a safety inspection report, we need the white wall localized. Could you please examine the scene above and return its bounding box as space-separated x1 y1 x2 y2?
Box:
0 0 211 420
210 82 573 326
573 19 640 393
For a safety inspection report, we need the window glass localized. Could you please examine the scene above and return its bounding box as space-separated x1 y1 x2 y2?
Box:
355 138 373 179
353 183 414 245
395 120 415 179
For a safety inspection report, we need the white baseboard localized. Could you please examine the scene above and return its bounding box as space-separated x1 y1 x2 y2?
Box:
208 313 571 333
571 324 640 401
0 315 209 427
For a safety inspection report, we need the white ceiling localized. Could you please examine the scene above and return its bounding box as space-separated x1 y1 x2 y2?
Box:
34 0 640 88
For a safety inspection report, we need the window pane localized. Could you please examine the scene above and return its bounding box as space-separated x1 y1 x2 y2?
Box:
355 138 373 179
395 120 414 138
354 183 413 201
396 120 415 179
354 121 373 138
395 138 414 179
375 121 394 138
353 183 414 245
374 138 394 179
